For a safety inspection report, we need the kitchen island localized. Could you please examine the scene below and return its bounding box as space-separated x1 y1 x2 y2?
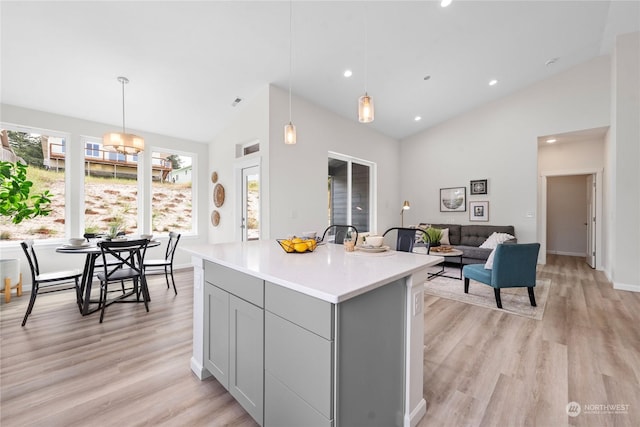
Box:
182 240 443 427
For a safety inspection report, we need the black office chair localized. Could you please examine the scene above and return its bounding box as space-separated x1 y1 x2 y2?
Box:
143 232 181 295
96 239 150 323
382 227 430 253
20 240 83 326
321 225 358 244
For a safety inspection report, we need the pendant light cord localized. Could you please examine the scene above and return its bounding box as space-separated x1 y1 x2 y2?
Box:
364 4 368 93
289 0 293 122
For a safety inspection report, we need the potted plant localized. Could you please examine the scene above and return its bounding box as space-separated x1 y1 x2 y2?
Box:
105 216 126 240
423 227 443 247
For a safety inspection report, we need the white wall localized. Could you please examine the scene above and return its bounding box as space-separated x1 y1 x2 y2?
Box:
0 104 209 286
400 56 612 259
267 85 400 238
546 175 588 256
208 86 270 243
609 32 640 291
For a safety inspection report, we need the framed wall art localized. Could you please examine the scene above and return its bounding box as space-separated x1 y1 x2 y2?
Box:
440 187 466 212
469 201 489 221
470 179 487 195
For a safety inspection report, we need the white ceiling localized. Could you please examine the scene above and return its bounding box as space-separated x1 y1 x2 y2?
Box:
1 1 639 143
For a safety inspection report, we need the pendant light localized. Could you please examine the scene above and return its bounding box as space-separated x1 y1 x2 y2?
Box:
401 200 410 227
103 76 144 154
358 6 374 123
284 1 296 145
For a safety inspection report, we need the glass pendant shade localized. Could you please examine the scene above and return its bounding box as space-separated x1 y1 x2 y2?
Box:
284 122 296 145
358 93 374 123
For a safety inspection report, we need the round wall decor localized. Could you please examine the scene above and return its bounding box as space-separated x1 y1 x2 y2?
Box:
211 171 218 183
213 183 225 207
211 210 220 226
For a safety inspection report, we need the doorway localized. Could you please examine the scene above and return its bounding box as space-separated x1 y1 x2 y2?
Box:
241 165 260 241
540 170 602 269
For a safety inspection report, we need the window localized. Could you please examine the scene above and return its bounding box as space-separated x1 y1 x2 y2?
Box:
83 137 138 235
151 151 193 235
1 128 67 241
108 152 125 162
85 142 100 157
328 153 374 233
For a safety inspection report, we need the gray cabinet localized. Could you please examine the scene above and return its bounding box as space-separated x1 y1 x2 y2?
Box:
264 281 335 427
203 262 407 427
204 262 264 425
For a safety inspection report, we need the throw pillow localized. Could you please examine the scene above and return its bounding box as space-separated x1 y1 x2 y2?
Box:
439 228 450 245
414 224 430 243
479 232 515 249
484 248 496 269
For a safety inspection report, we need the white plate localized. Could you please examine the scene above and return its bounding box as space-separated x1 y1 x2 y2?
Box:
62 242 90 249
357 245 390 253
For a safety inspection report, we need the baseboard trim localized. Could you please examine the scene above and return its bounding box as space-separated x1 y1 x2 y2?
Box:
190 357 211 380
546 250 586 257
613 282 640 293
406 398 427 427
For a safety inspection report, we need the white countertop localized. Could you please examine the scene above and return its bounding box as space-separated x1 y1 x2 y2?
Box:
182 240 444 303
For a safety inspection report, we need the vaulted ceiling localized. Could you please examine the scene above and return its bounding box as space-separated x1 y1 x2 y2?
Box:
2 1 638 142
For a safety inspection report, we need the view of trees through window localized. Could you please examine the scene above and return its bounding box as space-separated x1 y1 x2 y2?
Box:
1 130 66 241
1 128 195 241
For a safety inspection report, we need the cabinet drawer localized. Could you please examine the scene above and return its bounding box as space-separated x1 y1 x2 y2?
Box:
204 261 264 307
265 371 333 427
265 281 333 339
265 311 333 418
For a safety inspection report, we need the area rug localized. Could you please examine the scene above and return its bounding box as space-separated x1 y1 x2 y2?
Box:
423 268 551 320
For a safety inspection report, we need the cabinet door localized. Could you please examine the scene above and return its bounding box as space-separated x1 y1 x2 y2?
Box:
229 295 264 425
204 283 229 388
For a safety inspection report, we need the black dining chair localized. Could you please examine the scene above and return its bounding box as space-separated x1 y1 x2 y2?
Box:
143 232 181 295
96 239 150 323
382 227 430 253
321 225 358 245
20 240 83 326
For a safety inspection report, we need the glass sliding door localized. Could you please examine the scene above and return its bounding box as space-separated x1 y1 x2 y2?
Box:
328 154 373 233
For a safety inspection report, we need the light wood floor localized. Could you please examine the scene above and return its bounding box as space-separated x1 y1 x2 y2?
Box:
1 256 639 427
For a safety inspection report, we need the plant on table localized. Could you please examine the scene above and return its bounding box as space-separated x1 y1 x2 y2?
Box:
423 227 443 246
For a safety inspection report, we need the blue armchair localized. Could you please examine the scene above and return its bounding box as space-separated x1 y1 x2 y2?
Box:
462 243 540 309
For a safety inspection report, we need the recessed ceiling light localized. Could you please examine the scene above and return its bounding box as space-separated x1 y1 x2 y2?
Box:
489 79 498 86
441 0 452 7
343 69 353 78
546 138 557 144
414 116 422 122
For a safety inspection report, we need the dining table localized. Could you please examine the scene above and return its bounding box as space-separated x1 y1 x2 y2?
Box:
56 238 161 315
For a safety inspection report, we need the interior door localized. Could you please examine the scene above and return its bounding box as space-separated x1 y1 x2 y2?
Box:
586 174 596 268
241 165 260 241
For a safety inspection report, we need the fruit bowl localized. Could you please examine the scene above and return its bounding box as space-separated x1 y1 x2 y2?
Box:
277 238 318 253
